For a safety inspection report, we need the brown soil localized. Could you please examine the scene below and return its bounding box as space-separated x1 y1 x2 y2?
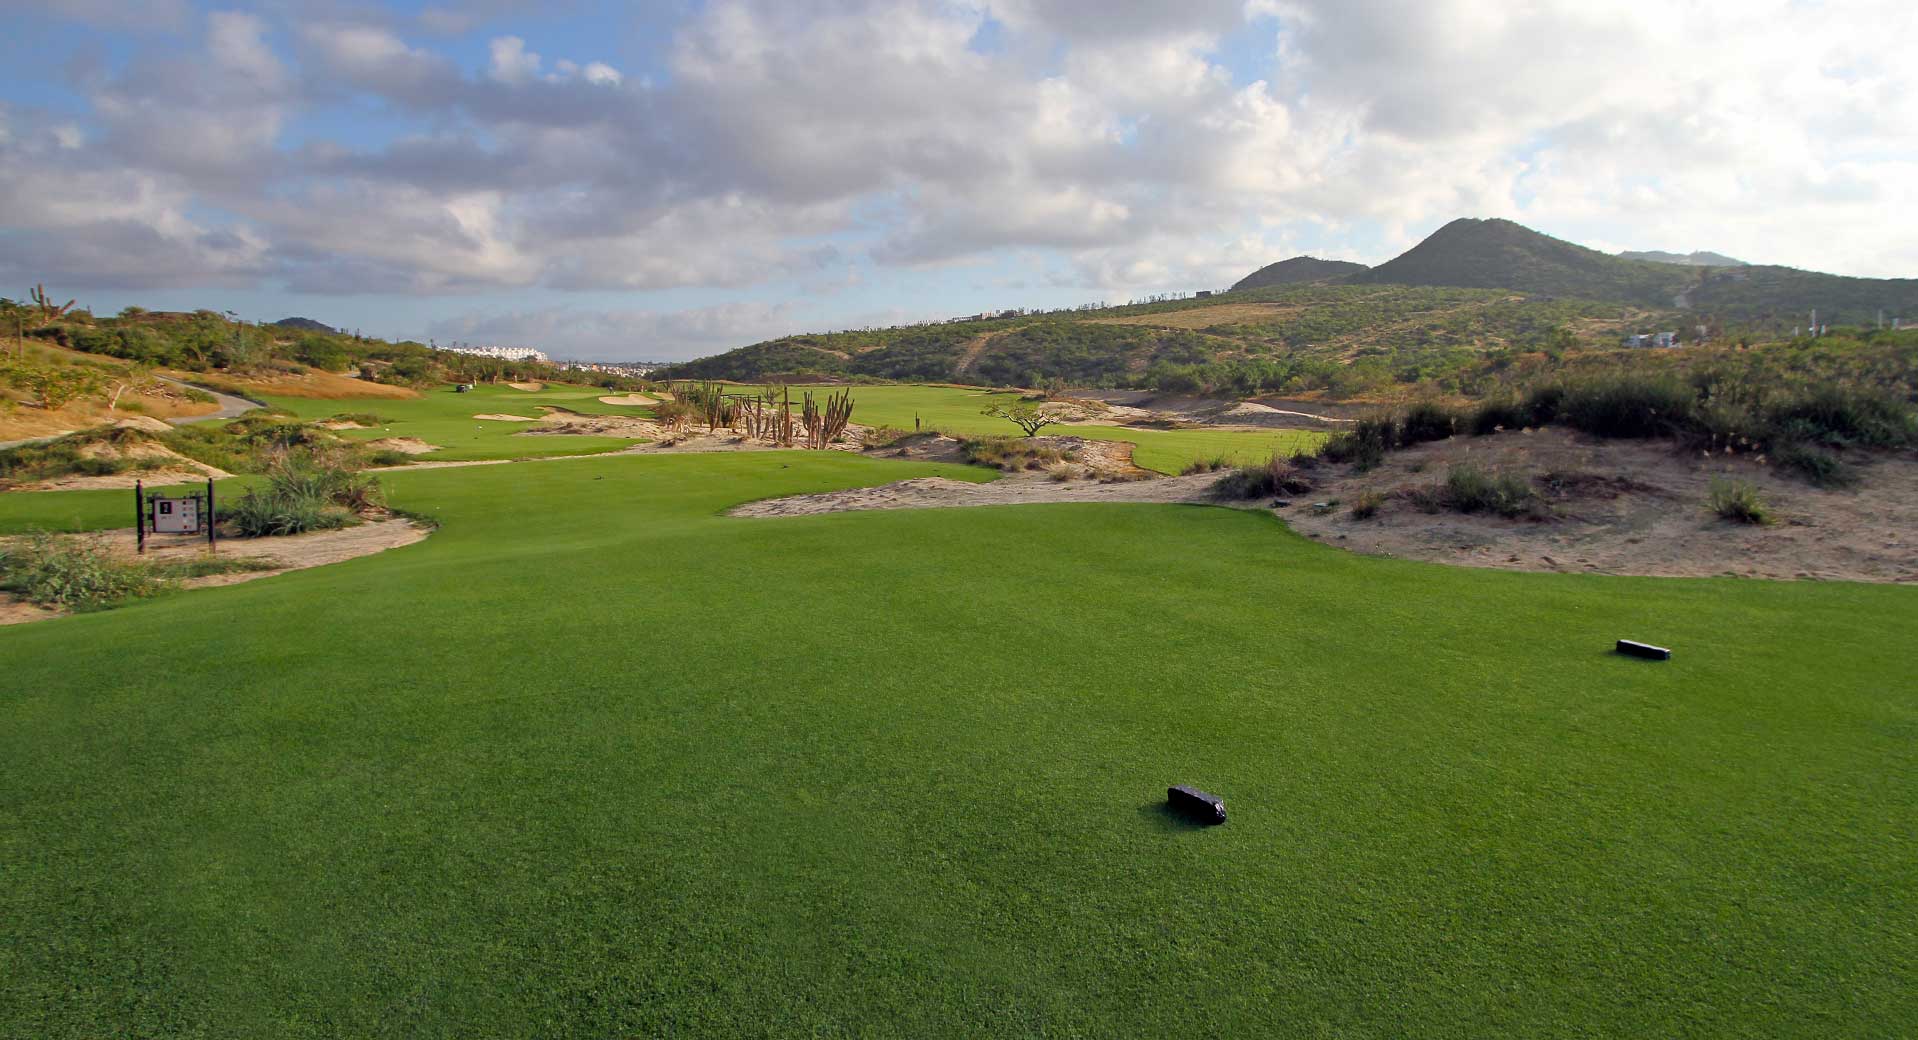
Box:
316 419 369 430
182 369 417 400
730 472 1222 518
1068 391 1354 431
0 518 430 626
1084 303 1299 329
521 409 665 439
10 437 233 491
366 437 439 455
1278 428 1918 583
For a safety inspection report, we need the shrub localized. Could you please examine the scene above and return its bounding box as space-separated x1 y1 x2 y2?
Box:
1772 442 1853 488
1213 455 1316 499
1444 462 1541 518
1709 477 1771 524
1767 385 1915 448
861 426 914 449
1321 415 1398 470
1181 456 1231 475
1399 402 1459 445
366 449 416 467
225 452 379 537
1555 375 1695 438
651 398 695 428
1468 398 1529 435
959 436 1064 471
1349 490 1384 519
0 533 166 610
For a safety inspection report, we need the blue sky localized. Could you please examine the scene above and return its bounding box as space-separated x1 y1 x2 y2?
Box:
2 0 1913 359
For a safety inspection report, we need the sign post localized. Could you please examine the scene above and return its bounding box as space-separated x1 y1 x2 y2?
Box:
135 479 146 554
136 481 218 554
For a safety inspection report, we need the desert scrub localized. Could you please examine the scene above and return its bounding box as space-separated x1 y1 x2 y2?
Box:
959 436 1064 471
1709 477 1772 525
226 452 382 537
1444 462 1543 519
1772 442 1853 488
0 533 166 610
860 426 915 449
1181 456 1231 475
1349 490 1384 519
1320 415 1398 470
0 427 170 484
1213 455 1315 499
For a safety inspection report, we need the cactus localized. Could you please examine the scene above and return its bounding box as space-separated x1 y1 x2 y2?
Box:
28 284 76 323
802 388 854 449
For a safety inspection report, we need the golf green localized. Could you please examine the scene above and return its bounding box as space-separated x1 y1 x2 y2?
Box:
2 452 1912 1037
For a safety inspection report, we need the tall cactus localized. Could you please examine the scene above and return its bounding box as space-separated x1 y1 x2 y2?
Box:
802 388 854 449
28 284 75 323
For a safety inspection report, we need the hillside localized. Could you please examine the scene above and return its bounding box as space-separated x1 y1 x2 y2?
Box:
271 316 338 333
1230 256 1368 291
1620 250 1748 267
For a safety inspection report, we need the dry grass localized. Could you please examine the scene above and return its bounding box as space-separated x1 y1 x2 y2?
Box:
185 369 420 400
1085 303 1302 329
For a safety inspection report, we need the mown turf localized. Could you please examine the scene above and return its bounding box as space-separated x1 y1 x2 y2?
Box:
262 383 654 462
730 383 1324 472
2 452 1913 1037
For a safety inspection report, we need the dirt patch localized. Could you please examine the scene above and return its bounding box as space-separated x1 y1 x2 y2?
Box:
10 438 233 491
474 413 540 422
184 369 417 400
0 518 431 625
597 394 657 406
366 437 439 455
506 382 545 392
1084 302 1299 329
316 419 369 430
730 471 1222 518
1278 427 1918 583
113 415 177 434
522 409 664 439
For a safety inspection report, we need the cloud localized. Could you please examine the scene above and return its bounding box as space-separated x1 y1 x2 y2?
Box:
2 0 1915 335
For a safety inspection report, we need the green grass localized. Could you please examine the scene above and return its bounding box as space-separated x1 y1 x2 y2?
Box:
739 383 1324 473
2 453 1914 1037
0 477 259 534
260 383 656 462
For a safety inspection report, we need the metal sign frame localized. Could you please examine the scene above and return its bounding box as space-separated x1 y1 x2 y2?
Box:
135 478 217 554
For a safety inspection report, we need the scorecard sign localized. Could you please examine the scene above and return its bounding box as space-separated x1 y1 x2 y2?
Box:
135 478 218 553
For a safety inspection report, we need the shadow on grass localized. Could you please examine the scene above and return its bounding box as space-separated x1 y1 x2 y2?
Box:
1137 800 1215 833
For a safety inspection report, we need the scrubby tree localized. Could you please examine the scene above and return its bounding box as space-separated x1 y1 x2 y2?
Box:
982 401 1062 437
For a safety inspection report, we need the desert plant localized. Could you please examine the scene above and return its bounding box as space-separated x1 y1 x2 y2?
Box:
1468 398 1529 435
1708 477 1771 524
802 388 854 449
1349 490 1384 519
1212 455 1316 499
1444 462 1541 518
1553 375 1695 438
0 532 165 610
1399 402 1459 445
982 401 1062 437
1771 442 1852 488
224 451 378 537
1321 414 1398 470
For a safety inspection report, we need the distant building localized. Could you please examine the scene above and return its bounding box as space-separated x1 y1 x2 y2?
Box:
1195 290 1213 299
1623 331 1679 349
444 344 550 363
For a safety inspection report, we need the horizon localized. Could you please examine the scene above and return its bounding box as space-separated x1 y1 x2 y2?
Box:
2 1 1914 360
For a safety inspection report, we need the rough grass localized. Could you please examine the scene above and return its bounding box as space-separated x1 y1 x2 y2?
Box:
1 453 1914 1036
1708 477 1772 525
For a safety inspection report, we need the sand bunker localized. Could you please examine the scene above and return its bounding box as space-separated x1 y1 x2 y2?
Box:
598 394 656 406
366 437 439 455
13 437 232 491
506 382 545 391
474 413 540 422
730 472 1222 518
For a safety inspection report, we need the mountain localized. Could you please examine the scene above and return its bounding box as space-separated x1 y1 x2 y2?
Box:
1231 256 1368 291
1619 250 1748 267
1353 218 1689 305
272 316 337 333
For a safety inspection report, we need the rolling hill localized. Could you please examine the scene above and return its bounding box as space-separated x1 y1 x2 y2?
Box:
1620 250 1748 267
1230 256 1369 291
661 217 1916 393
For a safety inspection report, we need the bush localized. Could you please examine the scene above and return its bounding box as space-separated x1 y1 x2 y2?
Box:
1767 385 1915 448
1709 477 1771 524
1444 462 1541 518
1320 415 1398 470
1554 375 1695 438
1180 456 1231 475
959 436 1064 471
0 533 166 610
1468 398 1529 435
1399 402 1459 445
1213 455 1316 499
1349 490 1384 519
861 426 915 449
225 453 380 537
366 449 416 468
1772 442 1853 488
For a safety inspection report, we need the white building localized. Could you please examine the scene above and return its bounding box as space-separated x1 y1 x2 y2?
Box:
444 344 550 363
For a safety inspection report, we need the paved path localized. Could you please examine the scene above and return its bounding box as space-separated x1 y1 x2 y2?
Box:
157 377 262 424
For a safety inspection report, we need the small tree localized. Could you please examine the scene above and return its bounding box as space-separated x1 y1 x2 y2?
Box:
982 401 1062 438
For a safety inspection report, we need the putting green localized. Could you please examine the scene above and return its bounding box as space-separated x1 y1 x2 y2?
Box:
2 452 1912 1036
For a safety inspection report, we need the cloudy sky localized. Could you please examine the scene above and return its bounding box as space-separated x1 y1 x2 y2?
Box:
2 1 1914 359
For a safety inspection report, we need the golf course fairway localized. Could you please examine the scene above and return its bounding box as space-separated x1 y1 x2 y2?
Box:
2 451 1912 1037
